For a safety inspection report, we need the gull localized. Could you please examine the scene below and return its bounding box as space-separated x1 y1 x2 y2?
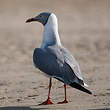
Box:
26 12 92 105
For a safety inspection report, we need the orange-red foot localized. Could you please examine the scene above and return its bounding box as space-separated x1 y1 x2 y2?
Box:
57 100 68 104
39 99 53 105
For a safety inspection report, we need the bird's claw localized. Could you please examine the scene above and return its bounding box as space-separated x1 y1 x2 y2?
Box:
39 98 53 105
57 99 68 104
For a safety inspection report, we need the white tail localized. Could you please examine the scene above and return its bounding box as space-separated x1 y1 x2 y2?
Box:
84 83 88 87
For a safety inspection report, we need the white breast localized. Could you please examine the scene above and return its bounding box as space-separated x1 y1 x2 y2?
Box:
41 13 61 48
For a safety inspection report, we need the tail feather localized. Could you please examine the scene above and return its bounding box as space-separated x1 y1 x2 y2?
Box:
69 82 92 95
84 83 88 87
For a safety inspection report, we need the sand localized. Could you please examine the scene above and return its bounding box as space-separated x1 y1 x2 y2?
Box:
0 0 110 110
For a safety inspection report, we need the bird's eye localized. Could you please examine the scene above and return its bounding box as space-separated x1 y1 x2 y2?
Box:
39 15 43 18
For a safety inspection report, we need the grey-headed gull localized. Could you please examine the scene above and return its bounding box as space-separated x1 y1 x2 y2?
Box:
26 12 92 105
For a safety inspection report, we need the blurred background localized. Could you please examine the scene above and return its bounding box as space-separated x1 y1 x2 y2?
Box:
0 0 110 109
0 0 110 65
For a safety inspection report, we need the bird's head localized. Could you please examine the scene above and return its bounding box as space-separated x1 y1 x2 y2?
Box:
26 12 51 25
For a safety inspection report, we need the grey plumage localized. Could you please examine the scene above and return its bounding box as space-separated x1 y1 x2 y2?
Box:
26 12 92 95
33 45 92 94
33 45 83 85
34 12 51 25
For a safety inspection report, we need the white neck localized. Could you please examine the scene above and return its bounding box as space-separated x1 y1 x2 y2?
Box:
41 13 61 48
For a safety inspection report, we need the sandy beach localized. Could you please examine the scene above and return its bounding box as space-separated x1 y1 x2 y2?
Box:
0 0 110 109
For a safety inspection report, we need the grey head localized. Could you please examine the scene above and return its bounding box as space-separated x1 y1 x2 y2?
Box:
26 12 51 25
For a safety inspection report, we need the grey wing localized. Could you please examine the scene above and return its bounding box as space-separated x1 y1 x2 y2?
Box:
61 47 83 81
33 47 81 84
33 47 68 83
33 48 62 76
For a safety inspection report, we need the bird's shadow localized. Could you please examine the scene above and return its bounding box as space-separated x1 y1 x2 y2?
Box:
88 108 110 110
0 106 48 110
0 106 110 110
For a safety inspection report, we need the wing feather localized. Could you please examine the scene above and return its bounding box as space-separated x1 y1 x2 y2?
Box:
61 47 83 81
33 46 84 85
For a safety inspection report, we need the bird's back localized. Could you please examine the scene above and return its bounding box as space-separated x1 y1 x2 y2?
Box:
33 45 84 85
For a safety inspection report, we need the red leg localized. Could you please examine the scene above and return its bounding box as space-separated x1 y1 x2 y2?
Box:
39 78 53 105
58 84 68 104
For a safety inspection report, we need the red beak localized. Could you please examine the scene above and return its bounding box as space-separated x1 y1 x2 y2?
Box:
26 18 36 23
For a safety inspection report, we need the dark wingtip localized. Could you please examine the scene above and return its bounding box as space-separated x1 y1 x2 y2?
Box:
70 82 92 95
